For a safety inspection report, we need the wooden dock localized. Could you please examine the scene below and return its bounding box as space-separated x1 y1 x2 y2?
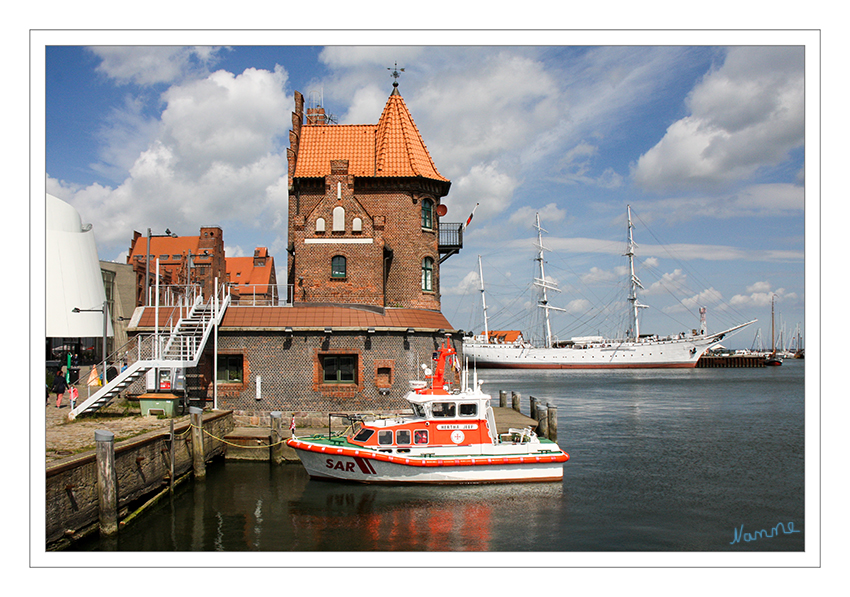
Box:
696 355 765 368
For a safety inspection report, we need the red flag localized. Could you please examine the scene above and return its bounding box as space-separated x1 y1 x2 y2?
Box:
464 203 479 229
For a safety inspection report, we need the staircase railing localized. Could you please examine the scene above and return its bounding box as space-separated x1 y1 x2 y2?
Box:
68 284 230 419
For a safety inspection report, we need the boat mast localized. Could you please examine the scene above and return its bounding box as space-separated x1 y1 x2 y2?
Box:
533 213 565 348
625 205 648 341
770 294 776 355
478 255 489 341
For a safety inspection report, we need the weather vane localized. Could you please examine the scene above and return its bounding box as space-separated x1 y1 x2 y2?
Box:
388 62 405 86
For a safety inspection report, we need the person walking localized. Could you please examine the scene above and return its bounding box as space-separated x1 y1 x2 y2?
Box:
52 368 67 408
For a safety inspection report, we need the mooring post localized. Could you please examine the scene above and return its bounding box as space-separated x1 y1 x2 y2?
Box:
169 418 175 492
536 404 549 439
499 390 507 408
190 406 206 479
512 391 521 413
94 430 118 536
530 396 538 420
547 404 558 442
270 411 284 465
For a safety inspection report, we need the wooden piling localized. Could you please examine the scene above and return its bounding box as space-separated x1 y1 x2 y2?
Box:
189 406 206 479
547 404 558 442
168 418 175 493
270 411 284 465
512 391 521 413
530 396 538 421
536 404 549 440
94 430 118 536
499 390 507 408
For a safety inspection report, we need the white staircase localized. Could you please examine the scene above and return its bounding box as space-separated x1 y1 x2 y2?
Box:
69 288 230 420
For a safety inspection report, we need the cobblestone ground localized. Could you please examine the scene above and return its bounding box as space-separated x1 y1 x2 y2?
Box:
45 390 189 464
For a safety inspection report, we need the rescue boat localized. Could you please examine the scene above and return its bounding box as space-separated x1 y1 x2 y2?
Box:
286 337 569 484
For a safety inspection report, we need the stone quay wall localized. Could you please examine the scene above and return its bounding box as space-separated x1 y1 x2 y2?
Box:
45 411 234 549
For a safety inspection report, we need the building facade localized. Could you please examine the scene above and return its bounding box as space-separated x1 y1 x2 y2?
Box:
130 83 464 418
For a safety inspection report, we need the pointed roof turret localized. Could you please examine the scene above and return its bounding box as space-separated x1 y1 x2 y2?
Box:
291 86 448 184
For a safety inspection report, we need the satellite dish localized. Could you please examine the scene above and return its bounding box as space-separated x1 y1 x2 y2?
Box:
436 204 448 217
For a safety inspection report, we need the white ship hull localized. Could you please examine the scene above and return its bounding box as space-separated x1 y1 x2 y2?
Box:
463 333 734 369
289 441 566 484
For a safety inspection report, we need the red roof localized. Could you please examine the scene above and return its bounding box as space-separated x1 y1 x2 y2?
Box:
226 255 275 288
487 331 524 343
128 235 201 264
132 305 454 331
293 90 448 182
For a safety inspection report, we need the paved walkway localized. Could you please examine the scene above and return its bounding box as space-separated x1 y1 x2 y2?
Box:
45 391 187 464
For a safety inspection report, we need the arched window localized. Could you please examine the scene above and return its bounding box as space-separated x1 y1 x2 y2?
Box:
421 199 434 229
315 217 325 232
421 257 434 291
332 255 347 278
332 206 345 231
352 217 362 232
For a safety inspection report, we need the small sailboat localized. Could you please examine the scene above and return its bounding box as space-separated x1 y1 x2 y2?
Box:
765 295 783 366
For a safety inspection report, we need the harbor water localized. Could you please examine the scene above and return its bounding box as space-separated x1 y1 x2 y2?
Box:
70 360 805 552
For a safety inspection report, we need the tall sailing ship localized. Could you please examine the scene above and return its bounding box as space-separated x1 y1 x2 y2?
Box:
463 207 755 369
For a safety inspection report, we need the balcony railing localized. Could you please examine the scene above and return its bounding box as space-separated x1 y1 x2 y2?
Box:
438 222 464 263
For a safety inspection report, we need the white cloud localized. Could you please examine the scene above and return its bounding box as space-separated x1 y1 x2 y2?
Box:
631 183 803 224
662 287 724 313
51 65 293 259
632 47 803 192
441 270 481 297
729 284 798 308
509 202 567 227
91 46 227 86
645 268 687 296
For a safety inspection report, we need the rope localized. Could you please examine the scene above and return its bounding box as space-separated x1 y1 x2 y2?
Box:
188 423 291 448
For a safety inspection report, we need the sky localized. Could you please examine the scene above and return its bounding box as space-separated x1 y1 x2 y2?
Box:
41 32 812 350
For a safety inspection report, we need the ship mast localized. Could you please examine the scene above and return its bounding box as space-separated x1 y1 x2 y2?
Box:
533 213 565 348
625 205 648 341
478 255 489 341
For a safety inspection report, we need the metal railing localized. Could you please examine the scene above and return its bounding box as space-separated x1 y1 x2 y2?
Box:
228 283 295 306
439 222 464 249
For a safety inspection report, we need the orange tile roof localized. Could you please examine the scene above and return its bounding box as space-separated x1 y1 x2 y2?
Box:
487 331 524 343
293 90 448 182
226 256 275 287
132 305 455 331
128 236 201 263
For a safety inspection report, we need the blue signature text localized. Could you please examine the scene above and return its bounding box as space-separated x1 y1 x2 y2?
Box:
730 522 801 545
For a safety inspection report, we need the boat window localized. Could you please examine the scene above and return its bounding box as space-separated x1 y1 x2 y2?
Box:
378 430 393 445
414 429 429 445
352 428 374 442
459 403 477 416
432 402 456 417
411 404 425 418
396 429 411 445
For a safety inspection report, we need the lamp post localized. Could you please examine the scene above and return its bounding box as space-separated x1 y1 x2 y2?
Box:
71 300 109 384
144 228 177 306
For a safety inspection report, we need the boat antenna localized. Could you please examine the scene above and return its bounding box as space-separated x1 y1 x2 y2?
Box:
625 205 648 340
533 213 566 348
478 255 489 341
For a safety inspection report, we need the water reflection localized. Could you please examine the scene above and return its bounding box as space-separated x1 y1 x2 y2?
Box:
86 462 567 552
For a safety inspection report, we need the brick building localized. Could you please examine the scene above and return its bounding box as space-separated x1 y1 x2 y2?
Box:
130 82 464 418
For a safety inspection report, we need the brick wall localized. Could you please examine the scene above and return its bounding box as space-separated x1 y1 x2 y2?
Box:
198 330 462 413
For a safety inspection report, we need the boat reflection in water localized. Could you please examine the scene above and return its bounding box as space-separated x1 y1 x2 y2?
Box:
72 461 566 552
